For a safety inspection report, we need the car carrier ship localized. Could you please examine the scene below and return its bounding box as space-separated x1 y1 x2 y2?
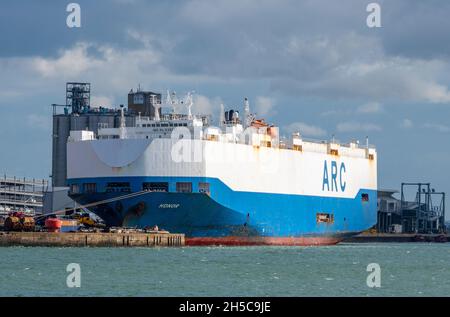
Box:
66 90 377 246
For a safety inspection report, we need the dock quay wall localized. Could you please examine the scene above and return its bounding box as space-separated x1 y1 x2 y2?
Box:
0 232 184 247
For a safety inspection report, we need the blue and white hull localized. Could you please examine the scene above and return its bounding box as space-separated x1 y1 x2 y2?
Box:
66 123 378 246
68 175 377 245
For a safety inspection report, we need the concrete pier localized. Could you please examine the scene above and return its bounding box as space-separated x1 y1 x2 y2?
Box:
0 232 184 247
344 233 449 243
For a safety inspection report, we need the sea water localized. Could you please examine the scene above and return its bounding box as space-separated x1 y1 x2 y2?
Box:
0 243 449 296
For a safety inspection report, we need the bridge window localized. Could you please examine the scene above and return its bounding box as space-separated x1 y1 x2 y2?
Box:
143 182 168 192
106 182 131 193
316 213 334 224
198 182 210 194
176 182 192 193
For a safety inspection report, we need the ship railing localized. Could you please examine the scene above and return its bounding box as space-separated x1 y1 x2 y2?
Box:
136 113 205 122
301 137 376 149
199 134 377 150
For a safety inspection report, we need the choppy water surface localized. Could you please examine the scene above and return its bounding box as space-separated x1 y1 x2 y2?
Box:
0 243 449 296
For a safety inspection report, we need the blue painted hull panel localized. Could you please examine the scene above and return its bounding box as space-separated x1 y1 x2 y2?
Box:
68 176 377 238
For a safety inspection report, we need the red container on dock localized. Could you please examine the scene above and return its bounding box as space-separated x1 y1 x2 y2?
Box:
45 218 62 232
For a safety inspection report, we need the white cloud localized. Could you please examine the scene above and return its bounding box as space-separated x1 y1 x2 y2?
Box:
336 122 382 133
320 102 383 117
91 95 115 108
285 122 326 138
3 1 450 107
357 102 383 114
420 81 450 103
0 89 21 101
320 109 340 116
32 43 98 78
0 41 220 106
27 114 51 130
192 94 214 115
401 119 413 129
321 102 383 117
157 5 450 105
422 123 450 133
254 96 275 117
275 57 450 104
28 41 163 93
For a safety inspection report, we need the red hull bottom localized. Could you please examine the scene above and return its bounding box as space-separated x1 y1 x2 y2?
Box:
186 236 343 246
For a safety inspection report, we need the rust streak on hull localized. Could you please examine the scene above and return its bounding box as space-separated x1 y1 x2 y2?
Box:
186 236 342 246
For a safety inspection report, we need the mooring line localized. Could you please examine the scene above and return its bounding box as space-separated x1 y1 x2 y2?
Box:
34 190 152 219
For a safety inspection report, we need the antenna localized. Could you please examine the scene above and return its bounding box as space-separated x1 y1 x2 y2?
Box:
186 91 193 119
244 97 251 128
219 104 225 127
119 105 126 139
150 94 160 121
120 105 125 128
166 90 172 107
171 91 178 113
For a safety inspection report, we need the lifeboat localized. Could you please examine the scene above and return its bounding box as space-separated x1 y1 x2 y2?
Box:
251 119 268 128
45 218 62 232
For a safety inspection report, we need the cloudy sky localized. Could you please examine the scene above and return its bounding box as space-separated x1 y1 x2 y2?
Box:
0 0 449 211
